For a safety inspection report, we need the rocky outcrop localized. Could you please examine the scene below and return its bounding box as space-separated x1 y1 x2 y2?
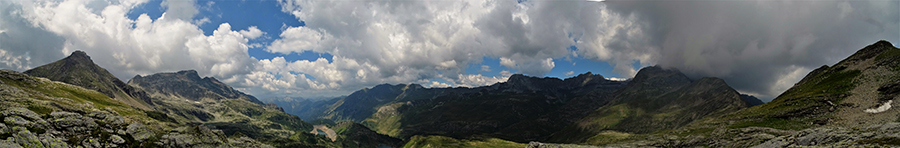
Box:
752 123 900 147
0 107 271 147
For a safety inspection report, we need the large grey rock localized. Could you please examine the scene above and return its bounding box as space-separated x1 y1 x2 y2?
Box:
126 123 153 142
4 116 49 132
2 108 41 120
13 130 43 148
81 137 101 148
867 122 900 131
752 137 789 148
4 116 33 127
109 135 125 144
88 112 125 127
0 139 23 148
39 136 68 148
49 111 98 133
0 123 7 134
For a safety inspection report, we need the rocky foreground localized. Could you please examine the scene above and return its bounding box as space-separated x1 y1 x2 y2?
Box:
0 107 271 148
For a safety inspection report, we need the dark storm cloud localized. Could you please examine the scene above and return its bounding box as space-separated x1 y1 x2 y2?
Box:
603 0 900 100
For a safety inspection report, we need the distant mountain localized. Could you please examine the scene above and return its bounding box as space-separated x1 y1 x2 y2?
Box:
740 94 764 106
266 97 340 121
24 51 154 110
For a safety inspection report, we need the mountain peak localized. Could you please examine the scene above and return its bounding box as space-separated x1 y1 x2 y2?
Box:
177 70 199 76
838 40 899 65
176 70 202 80
58 50 94 66
631 66 691 84
873 40 893 48
570 72 603 79
69 50 90 59
508 74 528 80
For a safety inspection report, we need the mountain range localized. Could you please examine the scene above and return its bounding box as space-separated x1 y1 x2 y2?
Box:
0 40 896 147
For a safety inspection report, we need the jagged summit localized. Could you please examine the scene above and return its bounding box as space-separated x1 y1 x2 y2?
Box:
177 69 199 76
873 40 893 48
68 50 91 60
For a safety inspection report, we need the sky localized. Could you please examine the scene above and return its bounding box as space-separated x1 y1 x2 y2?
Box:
0 0 897 101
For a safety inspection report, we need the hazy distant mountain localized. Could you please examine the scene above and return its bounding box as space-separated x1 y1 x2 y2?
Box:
266 96 341 121
24 51 155 110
